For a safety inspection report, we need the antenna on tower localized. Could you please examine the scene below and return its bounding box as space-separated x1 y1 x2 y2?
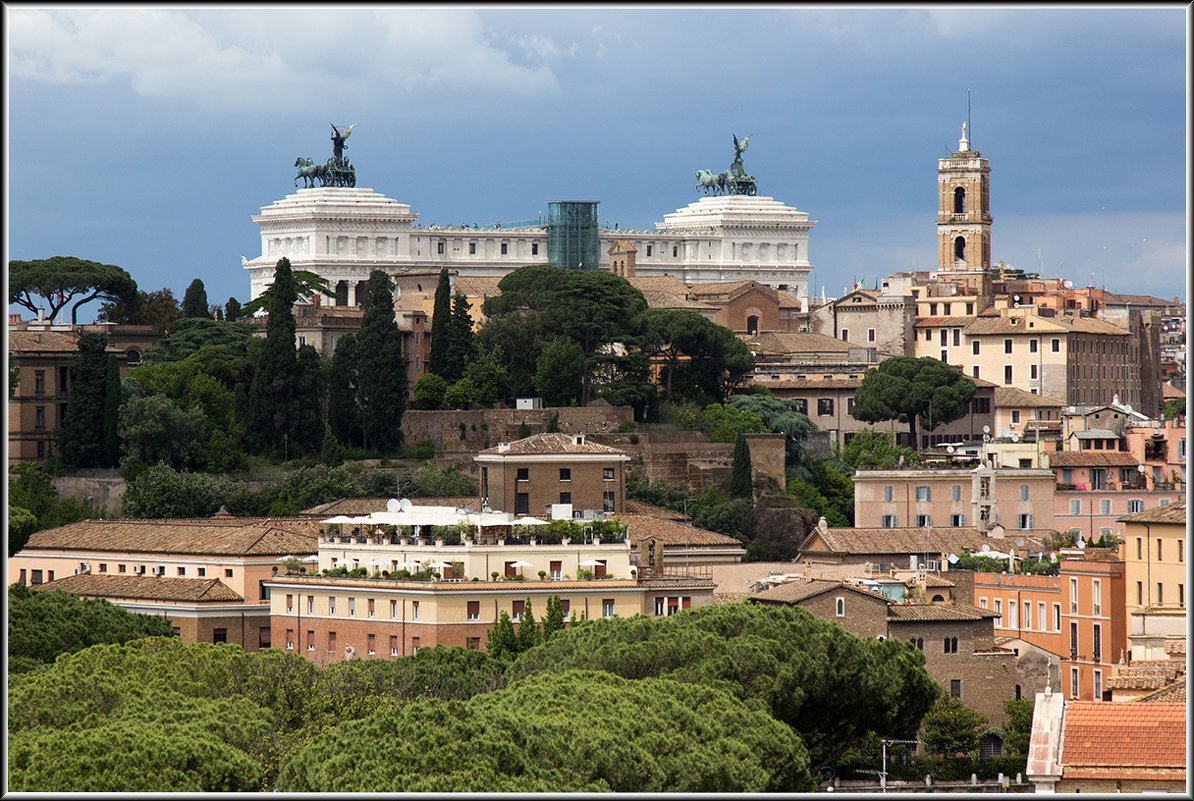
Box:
967 89 972 146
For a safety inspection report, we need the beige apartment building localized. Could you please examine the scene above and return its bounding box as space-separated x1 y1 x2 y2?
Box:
474 433 629 518
1118 502 1187 617
852 464 1056 533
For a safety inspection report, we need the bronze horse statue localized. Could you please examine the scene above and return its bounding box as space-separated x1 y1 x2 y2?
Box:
294 157 330 188
695 168 729 195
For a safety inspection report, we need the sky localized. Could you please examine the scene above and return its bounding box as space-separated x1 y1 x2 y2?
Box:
6 5 1189 323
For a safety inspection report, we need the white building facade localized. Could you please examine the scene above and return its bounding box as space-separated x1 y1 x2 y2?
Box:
244 188 817 304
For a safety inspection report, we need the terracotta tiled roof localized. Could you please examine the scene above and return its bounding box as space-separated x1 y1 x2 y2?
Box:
751 579 892 606
8 330 80 352
21 518 319 557
993 386 1065 408
1061 315 1130 335
622 514 743 548
1117 502 1185 524
477 433 627 457
806 526 1035 556
1047 451 1139 467
1059 702 1186 770
752 378 863 390
886 602 998 622
627 276 689 294
640 289 716 311
1072 428 1119 439
1161 383 1185 399
34 573 244 602
915 574 956 588
1164 639 1186 655
964 315 1069 336
453 276 504 298
1134 678 1186 704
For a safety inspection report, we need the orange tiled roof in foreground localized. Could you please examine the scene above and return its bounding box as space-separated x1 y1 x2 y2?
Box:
1134 678 1186 704
21 517 319 557
33 573 244 602
1117 501 1186 525
1060 702 1186 776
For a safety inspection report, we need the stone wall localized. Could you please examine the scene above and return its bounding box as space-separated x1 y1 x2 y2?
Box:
402 404 634 456
52 476 128 517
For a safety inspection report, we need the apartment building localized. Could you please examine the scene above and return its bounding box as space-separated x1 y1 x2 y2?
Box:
10 517 319 649
1119 502 1187 620
852 464 1055 533
1058 548 1128 701
474 433 629 518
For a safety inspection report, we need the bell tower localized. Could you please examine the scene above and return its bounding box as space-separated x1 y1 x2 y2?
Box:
937 124 991 278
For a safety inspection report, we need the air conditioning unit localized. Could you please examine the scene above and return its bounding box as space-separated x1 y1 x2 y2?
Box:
134 565 145 574
150 566 161 575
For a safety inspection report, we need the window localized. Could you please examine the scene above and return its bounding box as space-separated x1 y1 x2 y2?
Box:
994 599 1002 624
1069 499 1081 515
972 365 980 379
1008 602 1017 629
1157 538 1164 560
34 370 45 393
1070 578 1079 613
559 492 572 505
1030 364 1038 380
467 637 481 649
792 399 807 414
979 598 988 609
1012 409 1022 425
390 635 398 657
943 636 958 654
512 600 524 621
602 599 615 618
34 406 45 429
550 560 562 580
1157 583 1163 604
367 634 376 656
1003 338 1013 354
1004 365 1013 384
603 491 615 512
500 243 508 255
1071 667 1080 698
118 564 126 574
412 601 420 620
286 629 294 650
348 598 355 616
307 630 315 651
1070 621 1079 660
286 594 293 612
950 513 965 526
437 241 444 255
1178 540 1184 563
916 514 932 527
672 246 678 257
390 599 397 618
841 329 849 342
412 636 421 654
835 597 845 617
1051 338 1061 353
868 328 876 342
177 566 186 576
884 485 893 502
560 599 570 620
1018 513 1033 529
559 468 572 483
329 597 336 615
603 467 615 481
531 243 538 256
1137 581 1144 605
213 628 227 644
950 679 962 698
1092 623 1101 662
915 486 931 501
1023 601 1032 630
198 567 206 577
368 598 375 618
225 568 233 578
972 340 981 355
467 601 480 620
516 467 529 481
952 485 962 501
940 328 947 346
817 398 834 415
1093 669 1102 700
307 596 315 614
1052 603 1061 631
468 242 476 254
646 245 652 257
1099 498 1111 515
881 514 898 527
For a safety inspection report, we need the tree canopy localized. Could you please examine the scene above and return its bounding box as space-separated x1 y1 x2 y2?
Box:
9 256 138 324
506 602 939 772
851 357 977 446
57 333 118 468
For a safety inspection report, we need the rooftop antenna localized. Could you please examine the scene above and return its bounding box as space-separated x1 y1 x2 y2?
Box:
967 88 972 148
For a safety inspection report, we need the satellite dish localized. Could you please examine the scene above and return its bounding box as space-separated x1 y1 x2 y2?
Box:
1063 279 1074 288
1076 536 1085 549
399 498 413 512
947 554 959 564
1016 537 1025 547
1014 295 1021 302
947 445 956 454
981 543 991 553
1001 427 1012 438
1138 464 1147 473
1011 433 1020 442
386 498 401 513
983 425 991 434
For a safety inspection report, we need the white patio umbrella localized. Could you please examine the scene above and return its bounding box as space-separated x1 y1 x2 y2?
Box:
577 559 604 567
509 559 534 576
322 515 356 524
301 555 320 563
512 516 549 526
427 561 453 569
276 555 294 562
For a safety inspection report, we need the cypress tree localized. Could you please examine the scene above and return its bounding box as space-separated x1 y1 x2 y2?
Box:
327 333 360 448
102 354 121 467
355 270 408 452
292 343 325 456
486 610 517 660
428 268 452 378
182 278 211 319
58 333 111 468
542 594 565 640
516 598 540 653
443 293 476 381
730 433 753 499
247 258 298 455
224 297 241 322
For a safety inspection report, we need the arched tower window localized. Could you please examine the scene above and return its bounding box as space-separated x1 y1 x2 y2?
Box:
954 236 966 263
953 186 966 214
746 315 759 335
334 280 348 306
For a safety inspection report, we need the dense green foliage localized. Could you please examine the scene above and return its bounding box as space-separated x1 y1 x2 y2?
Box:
355 270 408 451
428 267 453 377
730 433 753 498
182 278 212 319
57 333 116 468
248 258 299 454
1163 396 1185 419
98 287 185 335
838 429 920 469
1001 698 1034 756
920 697 988 757
507 603 939 772
851 356 977 446
276 670 810 792
397 462 479 498
7 584 176 673
7 464 105 556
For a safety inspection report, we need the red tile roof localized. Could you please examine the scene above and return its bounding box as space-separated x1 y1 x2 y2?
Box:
1134 678 1186 704
621 514 743 547
887 602 998 622
1117 502 1185 524
8 330 81 352
751 579 893 606
302 497 479 515
34 573 244 602
806 526 1041 556
477 433 627 456
1047 451 1140 467
1060 702 1186 770
21 518 319 557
